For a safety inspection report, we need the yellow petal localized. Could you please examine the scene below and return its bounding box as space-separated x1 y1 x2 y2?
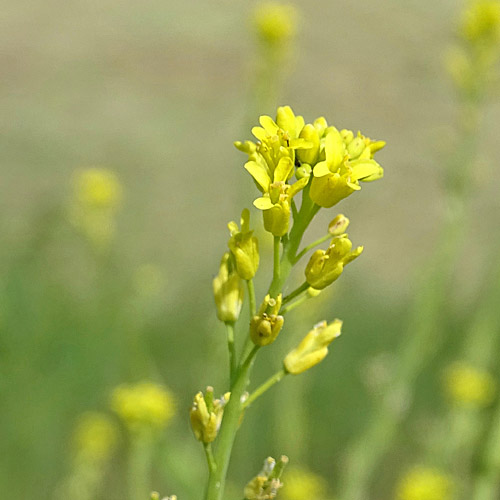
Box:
313 162 331 178
274 157 294 182
244 161 271 192
253 196 275 210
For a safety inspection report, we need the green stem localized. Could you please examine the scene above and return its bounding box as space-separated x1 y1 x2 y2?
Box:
205 346 260 500
204 443 217 475
282 282 309 307
273 236 281 287
294 233 331 263
268 187 319 299
128 434 153 500
281 293 310 315
472 400 500 500
225 322 237 386
247 279 256 317
243 369 287 409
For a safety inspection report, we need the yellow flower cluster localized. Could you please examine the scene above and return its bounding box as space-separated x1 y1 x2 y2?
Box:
280 466 328 500
448 0 500 94
111 381 175 432
70 168 123 248
253 2 298 46
443 361 496 407
395 467 452 500
461 0 500 44
73 412 118 462
235 106 385 236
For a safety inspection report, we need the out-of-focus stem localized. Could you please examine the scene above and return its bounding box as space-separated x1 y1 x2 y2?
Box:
340 96 482 500
243 369 287 409
225 322 237 386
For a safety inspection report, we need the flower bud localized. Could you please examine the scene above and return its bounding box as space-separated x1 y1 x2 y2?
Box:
244 455 288 500
295 163 311 180
305 235 363 290
328 214 350 236
297 124 320 165
250 294 284 346
213 253 244 322
190 387 230 443
228 209 260 280
284 320 342 374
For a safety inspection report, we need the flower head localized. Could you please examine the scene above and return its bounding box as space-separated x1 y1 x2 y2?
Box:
253 3 298 46
280 466 328 500
190 387 230 443
396 467 452 500
111 381 175 433
250 294 284 346
73 412 118 462
443 361 496 407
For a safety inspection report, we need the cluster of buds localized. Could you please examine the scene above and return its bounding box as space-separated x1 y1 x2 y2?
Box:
250 294 284 346
190 387 230 443
244 456 288 500
236 106 384 236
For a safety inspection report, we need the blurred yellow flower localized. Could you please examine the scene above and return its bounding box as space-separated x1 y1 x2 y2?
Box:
461 0 500 44
73 412 118 462
70 168 123 248
281 466 327 500
111 381 175 432
395 466 452 500
443 361 496 407
74 168 122 210
253 2 298 46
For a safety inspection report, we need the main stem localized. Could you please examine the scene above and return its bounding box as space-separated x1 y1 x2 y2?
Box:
205 346 260 500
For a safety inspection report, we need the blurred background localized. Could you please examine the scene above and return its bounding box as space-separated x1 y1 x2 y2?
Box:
1 0 500 499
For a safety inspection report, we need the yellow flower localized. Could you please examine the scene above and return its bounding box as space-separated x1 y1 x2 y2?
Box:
305 234 363 290
70 168 123 248
190 387 230 443
73 412 118 462
228 209 260 280
253 3 298 46
443 361 496 407
250 294 284 346
284 320 342 375
396 467 452 500
74 168 122 210
328 214 350 236
111 381 175 432
310 128 384 208
281 466 328 500
213 252 244 322
461 0 500 44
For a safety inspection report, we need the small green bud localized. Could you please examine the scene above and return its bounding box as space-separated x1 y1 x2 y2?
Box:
295 163 312 180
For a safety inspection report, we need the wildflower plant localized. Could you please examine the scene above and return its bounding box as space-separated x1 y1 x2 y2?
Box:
189 105 385 500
